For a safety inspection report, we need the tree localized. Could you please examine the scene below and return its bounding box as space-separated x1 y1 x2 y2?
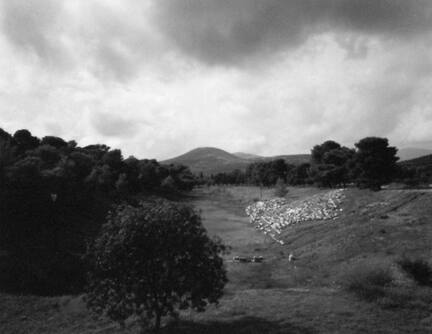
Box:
310 141 354 188
311 140 341 164
13 129 40 153
86 200 227 332
41 136 68 149
287 163 311 185
274 177 288 197
351 137 398 190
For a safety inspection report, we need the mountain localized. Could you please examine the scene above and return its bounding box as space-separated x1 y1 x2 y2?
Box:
268 154 311 165
233 152 262 159
397 147 432 161
162 147 310 174
162 147 247 174
399 154 432 169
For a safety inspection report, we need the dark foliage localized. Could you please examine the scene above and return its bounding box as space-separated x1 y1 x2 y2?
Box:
351 137 399 190
309 141 354 188
205 137 403 189
273 178 288 197
86 199 227 332
345 265 393 301
246 159 293 187
397 258 432 286
397 155 432 185
0 127 196 294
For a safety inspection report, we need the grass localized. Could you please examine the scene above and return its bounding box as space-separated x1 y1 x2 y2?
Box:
2 185 432 333
344 263 393 301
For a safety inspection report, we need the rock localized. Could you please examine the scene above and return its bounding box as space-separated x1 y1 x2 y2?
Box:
246 189 345 244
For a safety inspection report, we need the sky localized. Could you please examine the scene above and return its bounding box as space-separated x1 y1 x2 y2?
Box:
0 0 431 160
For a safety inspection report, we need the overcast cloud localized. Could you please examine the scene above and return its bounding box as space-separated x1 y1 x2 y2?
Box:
0 0 431 159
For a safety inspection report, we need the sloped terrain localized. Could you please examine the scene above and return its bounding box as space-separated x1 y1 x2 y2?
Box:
397 147 432 161
399 153 432 169
162 147 248 174
246 190 345 244
1 186 432 333
162 147 310 174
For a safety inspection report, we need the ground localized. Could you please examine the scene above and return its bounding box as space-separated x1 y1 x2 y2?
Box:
1 186 432 333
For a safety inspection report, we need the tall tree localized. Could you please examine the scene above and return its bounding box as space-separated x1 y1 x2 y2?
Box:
351 137 398 190
310 141 354 187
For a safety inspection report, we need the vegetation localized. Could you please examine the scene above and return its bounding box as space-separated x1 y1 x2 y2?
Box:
273 178 288 197
344 264 393 301
208 137 401 190
397 154 432 185
350 137 398 190
2 185 432 333
397 258 432 287
86 200 227 332
309 140 354 188
0 127 196 294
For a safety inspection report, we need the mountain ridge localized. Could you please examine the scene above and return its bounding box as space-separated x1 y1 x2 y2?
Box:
397 147 432 161
162 147 310 174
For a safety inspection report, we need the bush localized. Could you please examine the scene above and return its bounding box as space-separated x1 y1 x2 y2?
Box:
397 258 432 286
273 178 288 197
344 264 393 301
86 199 227 332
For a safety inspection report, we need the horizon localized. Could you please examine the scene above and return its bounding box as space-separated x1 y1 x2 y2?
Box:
1 1 432 160
1 124 431 161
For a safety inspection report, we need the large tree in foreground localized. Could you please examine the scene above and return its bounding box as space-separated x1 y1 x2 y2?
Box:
86 200 227 332
351 137 398 190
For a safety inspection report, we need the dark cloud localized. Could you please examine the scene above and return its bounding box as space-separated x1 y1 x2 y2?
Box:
1 0 68 65
155 0 432 65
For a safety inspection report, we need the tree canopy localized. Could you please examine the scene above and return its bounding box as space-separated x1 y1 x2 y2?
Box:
86 200 227 332
0 127 197 294
351 137 399 190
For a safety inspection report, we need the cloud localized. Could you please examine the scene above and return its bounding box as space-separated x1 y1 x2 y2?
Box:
155 0 432 65
1 0 61 58
0 0 431 161
91 112 141 138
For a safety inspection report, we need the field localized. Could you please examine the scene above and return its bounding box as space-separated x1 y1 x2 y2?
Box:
2 186 432 333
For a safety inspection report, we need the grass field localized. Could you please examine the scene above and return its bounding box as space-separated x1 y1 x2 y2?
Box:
1 186 432 333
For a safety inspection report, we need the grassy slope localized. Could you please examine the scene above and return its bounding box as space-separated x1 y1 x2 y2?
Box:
1 186 432 333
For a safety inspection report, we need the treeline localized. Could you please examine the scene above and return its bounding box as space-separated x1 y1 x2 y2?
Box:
0 127 195 294
204 137 423 190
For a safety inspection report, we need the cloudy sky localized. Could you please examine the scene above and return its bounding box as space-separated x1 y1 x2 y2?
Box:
0 0 431 160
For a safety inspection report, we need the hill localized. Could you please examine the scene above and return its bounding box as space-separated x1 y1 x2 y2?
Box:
162 147 248 174
232 152 262 159
2 186 432 333
161 147 310 175
162 147 310 174
397 147 432 161
399 153 432 168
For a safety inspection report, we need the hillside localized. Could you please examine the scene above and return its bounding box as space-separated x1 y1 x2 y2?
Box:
6 186 431 333
162 147 310 174
397 147 432 161
162 147 248 174
233 152 262 159
399 153 432 168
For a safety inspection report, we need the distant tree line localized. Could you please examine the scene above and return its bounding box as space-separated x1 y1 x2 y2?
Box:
0 127 196 294
204 137 418 191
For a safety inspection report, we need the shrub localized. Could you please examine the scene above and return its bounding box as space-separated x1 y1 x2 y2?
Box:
273 178 288 197
397 258 432 286
86 199 227 332
344 264 393 301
